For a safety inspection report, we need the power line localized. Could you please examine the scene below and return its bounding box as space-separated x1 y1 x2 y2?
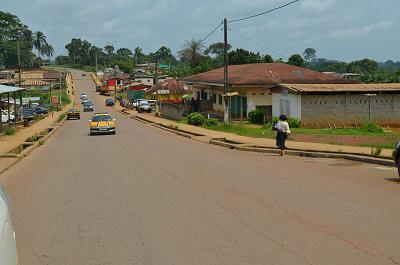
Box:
200 21 224 44
228 0 301 23
228 27 288 59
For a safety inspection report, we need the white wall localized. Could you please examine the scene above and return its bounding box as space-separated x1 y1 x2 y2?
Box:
135 78 154 86
246 88 272 115
272 93 302 119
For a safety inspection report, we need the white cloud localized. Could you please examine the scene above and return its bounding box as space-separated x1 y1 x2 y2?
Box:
300 0 336 13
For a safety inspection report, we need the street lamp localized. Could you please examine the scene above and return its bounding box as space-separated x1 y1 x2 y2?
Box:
364 93 377 124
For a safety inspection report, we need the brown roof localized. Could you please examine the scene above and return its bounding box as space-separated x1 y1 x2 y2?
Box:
146 79 192 95
183 63 358 86
281 83 400 93
43 71 61 80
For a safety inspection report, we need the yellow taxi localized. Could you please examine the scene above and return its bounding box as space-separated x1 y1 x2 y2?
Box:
89 113 116 135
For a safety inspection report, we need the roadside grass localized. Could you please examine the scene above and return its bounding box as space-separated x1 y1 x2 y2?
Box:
57 113 67 123
176 118 399 149
4 127 17 136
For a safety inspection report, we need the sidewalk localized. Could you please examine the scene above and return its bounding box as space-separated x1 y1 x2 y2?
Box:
0 72 75 155
115 104 394 159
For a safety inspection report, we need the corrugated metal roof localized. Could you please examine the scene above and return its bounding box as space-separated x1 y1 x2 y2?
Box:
0 84 25 93
183 63 358 86
146 79 192 95
21 80 50 86
281 83 400 93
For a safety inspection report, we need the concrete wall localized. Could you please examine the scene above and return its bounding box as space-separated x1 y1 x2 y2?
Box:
272 93 302 119
246 88 272 115
160 103 187 120
301 93 400 126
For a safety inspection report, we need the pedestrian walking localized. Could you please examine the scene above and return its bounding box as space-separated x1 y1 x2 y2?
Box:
274 115 291 156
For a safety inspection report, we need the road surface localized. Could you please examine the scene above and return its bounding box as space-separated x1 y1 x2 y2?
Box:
1 70 400 265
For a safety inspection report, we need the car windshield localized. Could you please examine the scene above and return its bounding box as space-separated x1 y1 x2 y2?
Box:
92 115 112 122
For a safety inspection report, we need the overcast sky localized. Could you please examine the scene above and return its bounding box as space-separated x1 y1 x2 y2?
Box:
1 0 399 62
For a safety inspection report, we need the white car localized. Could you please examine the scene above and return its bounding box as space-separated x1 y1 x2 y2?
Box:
0 186 19 265
1 110 15 123
80 93 87 99
138 101 151 113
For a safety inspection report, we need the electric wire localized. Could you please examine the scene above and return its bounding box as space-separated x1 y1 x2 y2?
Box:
199 21 224 44
228 0 301 23
228 27 288 59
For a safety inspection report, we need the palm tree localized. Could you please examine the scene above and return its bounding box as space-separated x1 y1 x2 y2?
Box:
104 44 114 56
178 39 205 67
33 31 47 58
43 43 54 63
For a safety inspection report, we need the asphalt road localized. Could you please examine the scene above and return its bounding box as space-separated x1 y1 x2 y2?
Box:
1 70 400 265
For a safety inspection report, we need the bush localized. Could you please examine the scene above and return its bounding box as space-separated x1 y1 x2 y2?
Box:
4 127 17 135
204 118 219 127
248 110 264 124
288 118 301 128
187 112 206 126
362 123 383 133
272 116 301 128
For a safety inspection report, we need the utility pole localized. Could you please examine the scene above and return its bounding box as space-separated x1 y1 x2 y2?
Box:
16 28 21 88
59 71 62 110
114 65 117 100
95 53 98 74
223 18 230 124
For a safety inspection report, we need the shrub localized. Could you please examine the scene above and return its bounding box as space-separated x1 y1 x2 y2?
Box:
272 116 301 128
363 123 383 133
4 127 16 136
288 118 301 128
248 110 264 124
187 112 206 126
204 118 219 127
371 147 382 156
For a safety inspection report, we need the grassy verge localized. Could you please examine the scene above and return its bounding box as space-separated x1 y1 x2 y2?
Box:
57 113 67 123
177 118 399 149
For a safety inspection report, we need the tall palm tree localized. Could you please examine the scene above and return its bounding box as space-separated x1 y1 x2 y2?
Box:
43 43 54 60
104 44 114 56
33 31 47 58
178 39 205 67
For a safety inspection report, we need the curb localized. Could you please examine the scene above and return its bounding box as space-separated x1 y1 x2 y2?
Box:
209 139 394 167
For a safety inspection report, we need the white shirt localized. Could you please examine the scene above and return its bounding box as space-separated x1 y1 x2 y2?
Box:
277 121 291 134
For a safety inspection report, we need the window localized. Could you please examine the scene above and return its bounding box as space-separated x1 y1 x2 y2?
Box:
261 93 265 95
219 95 223 105
213 93 216 104
280 99 291 116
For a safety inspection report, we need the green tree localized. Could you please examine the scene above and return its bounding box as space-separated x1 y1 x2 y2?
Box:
287 54 304 67
263 54 273 63
178 39 205 68
303 48 316 67
33 31 47 58
347 58 378 73
116 48 133 59
104 44 114 56
154 46 176 64
228 48 262 65
65 38 92 65
134 47 146 64
205 42 232 57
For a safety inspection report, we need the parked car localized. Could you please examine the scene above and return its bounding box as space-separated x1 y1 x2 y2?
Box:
67 109 80 120
80 93 87 99
33 106 49 115
0 185 19 265
105 98 115 106
89 113 116 135
82 72 86 76
393 141 400 178
81 98 89 105
22 109 34 121
134 99 147 111
1 110 15 123
138 101 151 113
83 102 94 112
